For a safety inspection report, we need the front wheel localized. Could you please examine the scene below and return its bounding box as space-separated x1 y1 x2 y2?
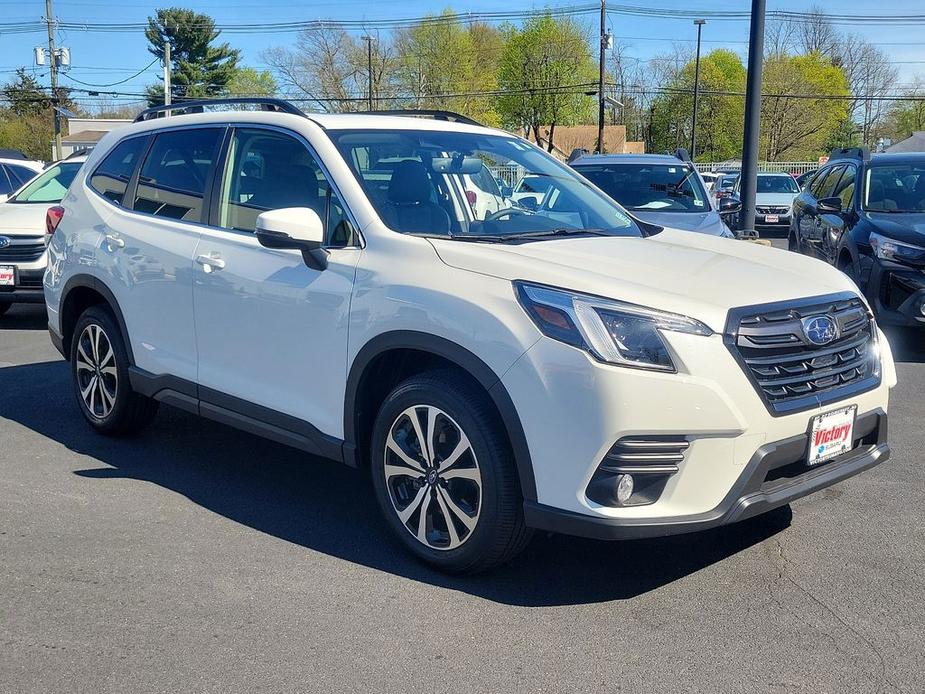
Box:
370 370 532 573
71 305 158 435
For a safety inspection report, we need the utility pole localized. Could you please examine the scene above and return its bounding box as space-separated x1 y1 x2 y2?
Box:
362 35 374 111
44 0 62 161
163 41 171 110
738 0 766 233
596 0 606 154
691 19 706 159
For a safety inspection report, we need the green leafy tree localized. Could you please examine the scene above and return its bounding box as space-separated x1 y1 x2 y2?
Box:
225 67 278 97
760 52 850 160
496 13 596 151
0 69 83 159
394 12 502 124
144 8 241 105
1 68 48 117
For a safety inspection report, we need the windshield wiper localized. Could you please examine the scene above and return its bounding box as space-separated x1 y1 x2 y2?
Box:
492 228 611 242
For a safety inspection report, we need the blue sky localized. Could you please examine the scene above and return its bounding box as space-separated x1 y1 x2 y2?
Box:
1 0 923 111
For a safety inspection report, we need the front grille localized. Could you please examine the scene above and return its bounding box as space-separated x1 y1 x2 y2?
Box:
0 241 45 262
756 206 789 215
727 295 880 415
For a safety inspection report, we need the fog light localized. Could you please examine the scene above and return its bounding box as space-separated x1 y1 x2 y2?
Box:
615 473 634 504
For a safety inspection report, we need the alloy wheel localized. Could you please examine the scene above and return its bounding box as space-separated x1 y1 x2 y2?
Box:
75 323 118 420
383 405 482 551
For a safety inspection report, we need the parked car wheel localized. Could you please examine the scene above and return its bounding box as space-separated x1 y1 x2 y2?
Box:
0 303 10 318
788 231 800 252
370 370 532 573
70 306 158 435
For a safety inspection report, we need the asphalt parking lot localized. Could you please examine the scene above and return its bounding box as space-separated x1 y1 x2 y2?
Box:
2 286 924 692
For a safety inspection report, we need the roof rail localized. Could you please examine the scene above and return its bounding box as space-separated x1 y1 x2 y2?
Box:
673 147 692 163
134 98 305 123
828 146 870 163
351 109 484 127
567 148 589 163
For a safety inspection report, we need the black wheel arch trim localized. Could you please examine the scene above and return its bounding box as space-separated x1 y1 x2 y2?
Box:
59 274 134 363
344 330 538 502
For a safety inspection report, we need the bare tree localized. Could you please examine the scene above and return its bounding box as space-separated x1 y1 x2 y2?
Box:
833 35 898 146
796 6 840 58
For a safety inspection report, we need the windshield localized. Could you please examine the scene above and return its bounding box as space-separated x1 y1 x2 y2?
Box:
11 162 81 204
573 163 708 213
328 129 640 240
864 163 925 213
756 175 799 194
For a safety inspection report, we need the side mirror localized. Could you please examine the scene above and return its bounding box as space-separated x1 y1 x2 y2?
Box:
817 196 843 214
256 207 327 270
519 197 538 211
719 196 742 214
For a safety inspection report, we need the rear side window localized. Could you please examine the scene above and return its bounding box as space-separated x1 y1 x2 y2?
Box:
133 128 222 222
89 137 148 206
5 164 37 188
0 167 13 196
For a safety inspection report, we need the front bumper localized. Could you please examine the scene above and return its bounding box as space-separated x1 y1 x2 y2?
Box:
524 409 888 539
0 268 46 304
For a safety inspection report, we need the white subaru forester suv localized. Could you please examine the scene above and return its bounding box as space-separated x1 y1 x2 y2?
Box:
44 100 896 573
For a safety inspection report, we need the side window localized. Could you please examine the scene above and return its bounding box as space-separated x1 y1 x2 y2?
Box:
0 167 13 196
812 165 844 200
218 128 355 246
6 164 37 188
133 128 222 222
834 166 856 208
89 136 148 206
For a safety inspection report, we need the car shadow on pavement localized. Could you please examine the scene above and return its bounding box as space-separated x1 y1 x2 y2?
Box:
1 359 792 607
0 304 48 331
883 326 925 364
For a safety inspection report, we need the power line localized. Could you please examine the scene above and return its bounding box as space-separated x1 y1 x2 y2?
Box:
60 57 158 87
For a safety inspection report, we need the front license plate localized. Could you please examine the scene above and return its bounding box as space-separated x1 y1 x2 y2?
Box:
765 214 779 223
808 405 857 466
0 266 14 287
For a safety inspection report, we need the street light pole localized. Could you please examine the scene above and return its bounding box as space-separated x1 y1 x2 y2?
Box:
597 0 606 154
691 19 706 159
362 35 374 111
739 0 766 233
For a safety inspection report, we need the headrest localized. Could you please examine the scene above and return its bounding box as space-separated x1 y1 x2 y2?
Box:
388 160 432 204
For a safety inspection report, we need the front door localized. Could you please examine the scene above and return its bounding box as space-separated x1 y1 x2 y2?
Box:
192 126 361 440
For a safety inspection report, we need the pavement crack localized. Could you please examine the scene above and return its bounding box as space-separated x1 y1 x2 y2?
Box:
767 537 898 694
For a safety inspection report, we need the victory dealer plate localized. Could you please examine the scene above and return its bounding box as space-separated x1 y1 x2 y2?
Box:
807 405 857 466
765 214 779 224
0 266 15 287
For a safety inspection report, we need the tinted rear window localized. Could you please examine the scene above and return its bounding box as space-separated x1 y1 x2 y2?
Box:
89 136 148 206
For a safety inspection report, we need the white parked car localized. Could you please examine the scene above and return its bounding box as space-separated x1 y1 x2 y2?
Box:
0 156 85 317
733 171 801 229
0 156 44 202
44 100 895 573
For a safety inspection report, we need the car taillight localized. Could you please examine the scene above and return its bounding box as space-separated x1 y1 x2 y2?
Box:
465 190 477 205
46 205 65 235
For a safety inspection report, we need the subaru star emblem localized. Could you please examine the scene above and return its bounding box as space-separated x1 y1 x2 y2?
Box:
0 236 10 249
802 315 839 346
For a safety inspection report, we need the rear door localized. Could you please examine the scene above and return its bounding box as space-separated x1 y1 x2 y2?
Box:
819 164 856 263
96 126 224 382
191 125 361 440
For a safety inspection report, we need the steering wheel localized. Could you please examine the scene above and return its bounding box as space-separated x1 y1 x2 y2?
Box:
484 207 530 222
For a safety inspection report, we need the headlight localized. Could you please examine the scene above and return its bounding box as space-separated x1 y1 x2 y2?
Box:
515 282 713 372
869 232 925 265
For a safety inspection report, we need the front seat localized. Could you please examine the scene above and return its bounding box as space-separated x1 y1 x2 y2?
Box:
386 160 451 234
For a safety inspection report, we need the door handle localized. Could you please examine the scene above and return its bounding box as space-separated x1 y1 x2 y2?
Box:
105 234 125 249
196 253 226 272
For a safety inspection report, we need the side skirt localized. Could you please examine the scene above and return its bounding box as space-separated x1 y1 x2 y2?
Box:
128 366 347 464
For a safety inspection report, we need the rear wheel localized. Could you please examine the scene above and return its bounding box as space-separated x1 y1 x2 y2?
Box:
0 303 10 318
370 370 532 573
71 305 158 435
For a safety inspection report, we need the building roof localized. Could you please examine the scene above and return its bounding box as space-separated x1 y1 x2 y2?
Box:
885 131 925 153
61 130 110 144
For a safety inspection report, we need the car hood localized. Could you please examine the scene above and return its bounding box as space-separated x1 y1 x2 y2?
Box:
755 193 797 206
628 209 728 236
866 212 925 245
0 202 48 236
430 229 858 332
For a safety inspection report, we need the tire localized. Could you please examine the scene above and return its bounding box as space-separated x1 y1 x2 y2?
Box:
370 369 533 573
0 303 10 318
788 231 800 253
70 305 158 436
